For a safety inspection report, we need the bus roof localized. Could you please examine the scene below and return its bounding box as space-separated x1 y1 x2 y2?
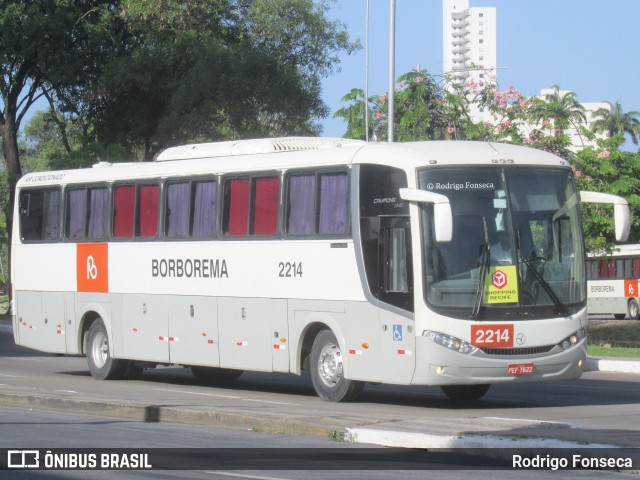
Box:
17 138 571 188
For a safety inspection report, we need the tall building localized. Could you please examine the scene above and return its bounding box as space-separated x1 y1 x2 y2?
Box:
443 0 497 87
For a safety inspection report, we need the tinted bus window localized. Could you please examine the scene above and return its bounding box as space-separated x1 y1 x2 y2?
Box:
223 176 279 236
19 188 61 242
65 186 108 240
139 184 160 237
286 171 349 236
192 180 217 237
113 185 135 238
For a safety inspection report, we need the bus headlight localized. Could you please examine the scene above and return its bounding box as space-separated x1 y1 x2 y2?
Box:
423 330 478 355
560 328 586 350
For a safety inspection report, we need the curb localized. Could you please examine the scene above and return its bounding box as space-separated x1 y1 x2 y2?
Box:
344 428 619 453
0 392 626 455
585 357 640 374
0 392 333 438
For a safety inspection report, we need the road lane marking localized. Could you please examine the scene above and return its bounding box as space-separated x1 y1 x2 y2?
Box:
206 472 291 480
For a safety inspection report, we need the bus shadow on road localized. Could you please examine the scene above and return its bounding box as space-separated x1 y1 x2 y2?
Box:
57 364 640 411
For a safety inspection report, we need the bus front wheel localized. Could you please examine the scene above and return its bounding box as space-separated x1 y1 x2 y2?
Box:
441 384 490 403
310 330 364 402
86 319 126 380
629 299 640 320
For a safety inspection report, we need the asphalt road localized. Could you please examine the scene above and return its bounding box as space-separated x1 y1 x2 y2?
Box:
1 319 639 478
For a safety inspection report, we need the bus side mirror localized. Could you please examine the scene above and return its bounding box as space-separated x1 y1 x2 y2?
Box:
399 188 452 242
580 191 631 242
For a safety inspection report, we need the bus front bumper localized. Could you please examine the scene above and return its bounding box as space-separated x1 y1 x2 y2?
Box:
411 337 587 386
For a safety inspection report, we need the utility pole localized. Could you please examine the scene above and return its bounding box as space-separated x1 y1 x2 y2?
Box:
388 0 396 142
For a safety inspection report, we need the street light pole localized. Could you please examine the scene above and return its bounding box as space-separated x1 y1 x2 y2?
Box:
388 0 396 143
365 0 369 142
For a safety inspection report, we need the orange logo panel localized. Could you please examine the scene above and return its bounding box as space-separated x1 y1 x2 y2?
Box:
624 279 639 298
77 243 109 293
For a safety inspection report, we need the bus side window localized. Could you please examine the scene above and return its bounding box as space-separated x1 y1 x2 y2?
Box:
318 173 348 235
192 180 217 237
223 178 250 236
87 187 108 239
113 185 135 238
166 182 190 238
223 176 279 237
287 174 316 235
19 189 61 242
251 177 279 235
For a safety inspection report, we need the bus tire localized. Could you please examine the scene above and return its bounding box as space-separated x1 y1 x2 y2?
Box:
441 384 490 403
191 366 243 383
629 299 640 320
310 330 364 402
86 319 126 380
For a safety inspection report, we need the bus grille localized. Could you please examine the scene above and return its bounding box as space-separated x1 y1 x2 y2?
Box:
481 345 555 356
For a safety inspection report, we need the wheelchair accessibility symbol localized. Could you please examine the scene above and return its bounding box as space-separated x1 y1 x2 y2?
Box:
393 324 402 341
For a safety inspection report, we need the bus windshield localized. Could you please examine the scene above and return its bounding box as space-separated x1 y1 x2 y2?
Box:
419 166 586 320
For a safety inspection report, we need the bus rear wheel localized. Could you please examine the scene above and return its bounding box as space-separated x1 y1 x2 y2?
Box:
441 384 490 403
86 319 126 380
629 299 640 320
310 330 363 402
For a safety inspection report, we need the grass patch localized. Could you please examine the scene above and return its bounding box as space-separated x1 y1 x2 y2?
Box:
0 294 7 315
587 345 640 358
587 319 640 358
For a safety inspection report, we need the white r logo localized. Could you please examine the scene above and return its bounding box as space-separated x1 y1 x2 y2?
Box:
87 255 98 280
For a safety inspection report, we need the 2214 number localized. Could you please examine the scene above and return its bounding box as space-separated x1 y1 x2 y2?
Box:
471 324 514 348
279 261 303 278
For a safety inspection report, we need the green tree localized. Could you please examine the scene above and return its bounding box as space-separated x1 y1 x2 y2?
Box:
591 101 640 145
571 137 640 251
0 1 124 243
527 85 587 137
83 0 357 161
333 88 370 140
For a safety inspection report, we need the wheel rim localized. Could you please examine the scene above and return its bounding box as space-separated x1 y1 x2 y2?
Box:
317 342 343 388
92 330 109 369
631 302 639 318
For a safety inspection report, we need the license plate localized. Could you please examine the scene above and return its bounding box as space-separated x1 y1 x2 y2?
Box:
507 363 535 376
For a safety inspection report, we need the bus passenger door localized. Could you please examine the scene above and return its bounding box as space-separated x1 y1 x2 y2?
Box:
377 216 416 384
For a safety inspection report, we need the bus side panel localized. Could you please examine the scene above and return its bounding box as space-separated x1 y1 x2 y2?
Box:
291 301 416 385
587 297 628 315
121 294 170 363
15 291 66 354
168 296 220 367
218 297 286 372
64 292 79 354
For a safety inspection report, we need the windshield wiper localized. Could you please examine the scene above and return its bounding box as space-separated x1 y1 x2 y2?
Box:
470 243 490 319
521 258 568 316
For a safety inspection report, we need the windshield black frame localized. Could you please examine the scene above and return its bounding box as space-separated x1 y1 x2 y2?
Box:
419 165 586 321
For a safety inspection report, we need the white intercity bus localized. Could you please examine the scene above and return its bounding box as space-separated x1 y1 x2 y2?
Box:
587 244 640 320
11 138 631 402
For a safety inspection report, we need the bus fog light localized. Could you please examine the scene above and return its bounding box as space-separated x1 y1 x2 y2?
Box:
436 366 445 375
578 359 584 368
